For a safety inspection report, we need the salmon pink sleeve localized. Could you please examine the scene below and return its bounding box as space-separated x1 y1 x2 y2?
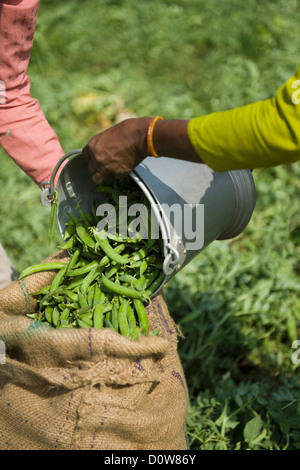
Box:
0 0 65 186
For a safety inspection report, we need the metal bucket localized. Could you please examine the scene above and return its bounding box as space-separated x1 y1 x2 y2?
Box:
41 150 256 294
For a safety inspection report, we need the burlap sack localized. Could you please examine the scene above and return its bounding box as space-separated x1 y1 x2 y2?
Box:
0 251 189 450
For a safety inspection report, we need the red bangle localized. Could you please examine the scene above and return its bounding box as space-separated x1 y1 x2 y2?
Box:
147 116 164 157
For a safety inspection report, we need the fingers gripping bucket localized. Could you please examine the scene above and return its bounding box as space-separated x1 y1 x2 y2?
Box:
41 151 256 296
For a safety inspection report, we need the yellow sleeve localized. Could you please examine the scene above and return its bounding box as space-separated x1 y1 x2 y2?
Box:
187 67 300 171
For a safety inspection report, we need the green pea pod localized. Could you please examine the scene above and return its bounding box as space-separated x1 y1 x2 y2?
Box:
58 319 71 329
104 307 111 323
111 297 119 332
87 283 96 306
93 285 105 308
104 319 118 332
65 211 80 226
68 260 98 277
79 311 93 321
32 285 51 296
76 202 95 227
118 274 144 291
148 328 161 336
66 249 81 273
101 274 143 300
130 325 140 341
77 290 89 309
98 243 126 266
93 303 104 329
63 289 78 302
105 232 128 244
118 300 130 338
133 299 148 335
58 235 76 250
145 238 157 250
48 190 58 245
63 225 76 240
143 254 162 268
50 264 68 294
78 258 91 267
77 317 93 328
45 307 53 324
75 307 91 315
66 274 86 290
52 307 60 327
70 302 80 310
76 224 95 250
127 303 137 334
144 272 165 297
52 294 66 303
142 268 160 289
131 246 149 262
105 264 120 279
80 266 102 295
139 260 148 277
57 301 68 311
102 302 112 314
18 262 67 280
92 229 129 265
39 295 52 307
60 307 70 321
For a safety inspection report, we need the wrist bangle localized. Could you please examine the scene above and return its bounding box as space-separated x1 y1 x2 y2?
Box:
147 116 164 157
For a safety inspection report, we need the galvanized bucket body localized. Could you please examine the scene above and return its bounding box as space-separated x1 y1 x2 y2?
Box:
41 151 256 295
133 157 256 279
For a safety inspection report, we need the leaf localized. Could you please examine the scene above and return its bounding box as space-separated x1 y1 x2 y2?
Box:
215 401 239 431
243 415 263 444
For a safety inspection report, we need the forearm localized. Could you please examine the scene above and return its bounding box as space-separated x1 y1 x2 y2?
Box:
0 0 64 186
187 68 300 171
0 105 65 186
150 119 202 164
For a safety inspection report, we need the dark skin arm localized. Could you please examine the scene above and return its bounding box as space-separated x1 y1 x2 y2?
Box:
82 117 202 184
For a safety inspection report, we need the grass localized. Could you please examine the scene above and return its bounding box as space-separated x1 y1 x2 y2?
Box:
1 0 300 450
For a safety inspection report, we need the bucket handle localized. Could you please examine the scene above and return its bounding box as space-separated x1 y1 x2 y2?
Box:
130 171 184 277
40 149 82 207
163 242 181 275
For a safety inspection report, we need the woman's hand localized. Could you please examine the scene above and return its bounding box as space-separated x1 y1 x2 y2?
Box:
82 117 151 184
82 116 202 183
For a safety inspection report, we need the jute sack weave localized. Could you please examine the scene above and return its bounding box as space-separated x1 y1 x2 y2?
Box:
0 251 189 450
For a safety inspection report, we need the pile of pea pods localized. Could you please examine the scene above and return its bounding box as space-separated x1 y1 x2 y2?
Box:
21 177 165 340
